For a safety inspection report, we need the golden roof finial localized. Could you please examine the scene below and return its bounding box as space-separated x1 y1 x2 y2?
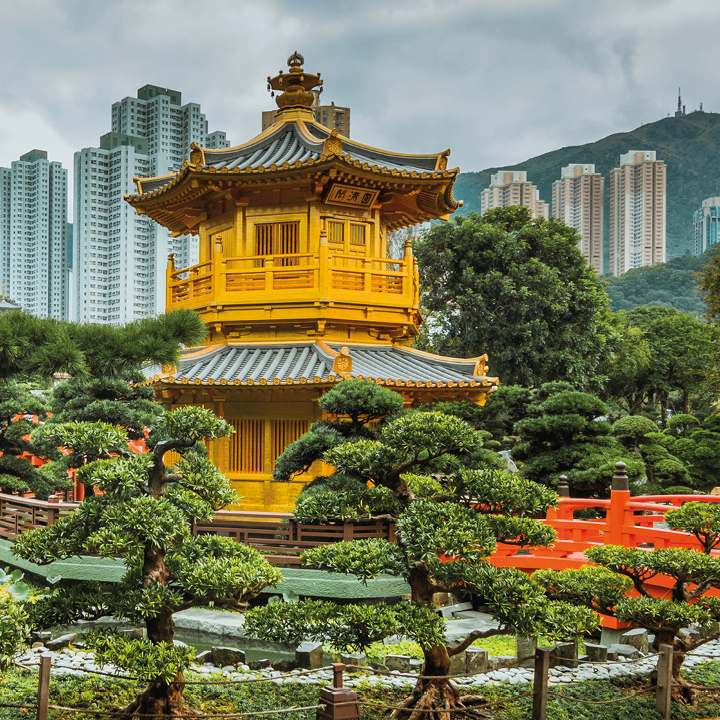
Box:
267 51 323 111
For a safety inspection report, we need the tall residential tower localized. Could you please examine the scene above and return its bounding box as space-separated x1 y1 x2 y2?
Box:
73 85 229 324
0 150 68 318
693 197 720 256
552 164 604 273
609 151 666 276
480 170 549 219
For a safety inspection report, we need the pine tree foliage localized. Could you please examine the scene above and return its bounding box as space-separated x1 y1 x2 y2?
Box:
535 530 720 698
0 382 70 498
13 406 281 717
246 381 598 718
512 384 643 495
0 308 206 497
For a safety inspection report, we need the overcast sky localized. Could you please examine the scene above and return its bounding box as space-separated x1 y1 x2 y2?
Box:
0 0 716 217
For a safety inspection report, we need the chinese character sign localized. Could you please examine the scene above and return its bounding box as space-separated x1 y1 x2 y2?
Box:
325 183 379 209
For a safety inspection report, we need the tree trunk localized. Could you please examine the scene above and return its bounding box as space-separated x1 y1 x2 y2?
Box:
392 561 487 719
683 390 690 415
660 393 669 429
117 545 193 717
653 631 695 703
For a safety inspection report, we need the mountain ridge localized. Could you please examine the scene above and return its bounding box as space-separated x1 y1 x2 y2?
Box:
454 111 720 264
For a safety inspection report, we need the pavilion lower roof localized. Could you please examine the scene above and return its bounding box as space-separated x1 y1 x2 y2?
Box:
144 341 496 391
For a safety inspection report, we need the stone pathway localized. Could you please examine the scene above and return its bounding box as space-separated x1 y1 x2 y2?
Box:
14 639 720 691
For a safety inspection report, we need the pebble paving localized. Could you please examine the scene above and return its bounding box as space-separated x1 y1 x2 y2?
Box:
14 639 720 690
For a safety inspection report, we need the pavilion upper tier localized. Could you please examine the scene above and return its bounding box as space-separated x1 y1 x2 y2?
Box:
125 52 463 345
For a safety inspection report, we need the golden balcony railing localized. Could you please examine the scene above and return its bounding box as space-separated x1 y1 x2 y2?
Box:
167 249 417 309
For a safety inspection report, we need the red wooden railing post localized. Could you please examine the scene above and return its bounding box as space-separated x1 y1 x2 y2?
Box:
608 462 630 546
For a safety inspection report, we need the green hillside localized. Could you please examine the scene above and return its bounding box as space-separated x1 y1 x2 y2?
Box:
454 111 720 263
604 251 709 317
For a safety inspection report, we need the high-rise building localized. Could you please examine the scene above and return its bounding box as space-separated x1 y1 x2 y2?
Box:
262 91 350 136
73 85 229 324
552 164 605 273
609 150 666 276
693 197 720 256
480 170 549 219
0 150 68 318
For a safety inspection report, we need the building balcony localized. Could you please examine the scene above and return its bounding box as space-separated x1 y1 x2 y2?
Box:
166 245 420 343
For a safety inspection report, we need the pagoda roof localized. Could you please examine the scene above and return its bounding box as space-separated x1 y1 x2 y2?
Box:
144 341 497 393
136 120 453 197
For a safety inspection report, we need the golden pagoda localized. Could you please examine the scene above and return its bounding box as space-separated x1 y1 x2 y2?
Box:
127 53 498 511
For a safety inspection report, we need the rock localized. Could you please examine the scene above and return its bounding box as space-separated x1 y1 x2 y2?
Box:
272 659 297 672
211 647 246 667
121 628 147 640
607 648 619 661
295 642 324 670
438 602 473 619
30 631 53 644
495 656 516 669
516 635 537 667
409 659 423 671
340 652 366 668
45 634 77 651
680 626 703 642
607 643 640 660
221 665 235 672
385 655 412 672
174 640 188 648
449 651 465 675
195 650 212 663
551 641 578 668
600 627 625 647
584 643 608 663
31 642 44 649
621 628 648 654
370 663 388 673
248 659 270 670
466 647 488 674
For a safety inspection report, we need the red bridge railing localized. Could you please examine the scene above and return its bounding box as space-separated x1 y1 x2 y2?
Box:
1 480 718 572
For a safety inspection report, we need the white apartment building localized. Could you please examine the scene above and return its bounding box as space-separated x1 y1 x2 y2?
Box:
73 85 229 324
480 170 549 219
552 164 605 274
0 150 68 318
609 151 666 276
693 197 720 256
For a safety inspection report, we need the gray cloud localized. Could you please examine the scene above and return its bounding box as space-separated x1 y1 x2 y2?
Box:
0 0 718 217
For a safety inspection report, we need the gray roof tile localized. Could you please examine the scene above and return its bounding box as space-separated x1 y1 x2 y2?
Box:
138 120 446 195
147 342 490 388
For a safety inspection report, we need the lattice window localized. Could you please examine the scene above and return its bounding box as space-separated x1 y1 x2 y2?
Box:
328 221 345 244
272 419 310 463
229 419 265 474
350 223 366 246
254 222 299 266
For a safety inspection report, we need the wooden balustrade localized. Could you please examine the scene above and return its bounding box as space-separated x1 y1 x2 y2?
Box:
3 490 720 570
167 252 413 309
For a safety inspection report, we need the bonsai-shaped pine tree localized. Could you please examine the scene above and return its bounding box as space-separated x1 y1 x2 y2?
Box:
13 406 281 718
612 415 692 493
0 308 206 497
536 502 720 699
33 369 166 498
512 382 642 496
246 381 598 719
0 381 70 498
658 414 720 492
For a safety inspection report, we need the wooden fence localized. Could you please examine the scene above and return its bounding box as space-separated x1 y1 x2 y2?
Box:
3 474 720 573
